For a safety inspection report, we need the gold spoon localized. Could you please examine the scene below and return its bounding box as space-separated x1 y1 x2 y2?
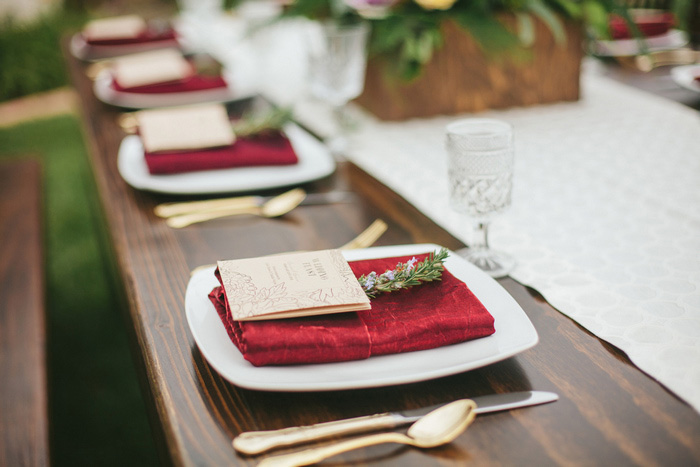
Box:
257 399 477 467
166 188 306 229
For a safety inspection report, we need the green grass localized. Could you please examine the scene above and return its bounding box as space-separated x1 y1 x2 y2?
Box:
0 116 159 466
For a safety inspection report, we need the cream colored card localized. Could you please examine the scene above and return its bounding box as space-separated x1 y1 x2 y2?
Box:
218 250 371 321
137 104 235 153
112 49 192 88
83 15 147 41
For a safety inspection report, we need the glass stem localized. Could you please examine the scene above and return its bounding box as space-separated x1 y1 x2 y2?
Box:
472 221 490 251
327 104 350 156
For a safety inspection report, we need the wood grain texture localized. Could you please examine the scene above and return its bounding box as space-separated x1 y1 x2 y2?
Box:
0 158 49 467
356 17 583 120
63 42 700 466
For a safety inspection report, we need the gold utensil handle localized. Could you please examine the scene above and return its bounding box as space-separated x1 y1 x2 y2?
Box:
86 60 113 80
635 49 700 71
233 413 398 455
337 219 387 250
257 431 409 467
154 196 260 218
166 206 259 228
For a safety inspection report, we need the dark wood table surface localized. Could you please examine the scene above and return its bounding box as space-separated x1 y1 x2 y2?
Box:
64 45 700 466
599 57 700 111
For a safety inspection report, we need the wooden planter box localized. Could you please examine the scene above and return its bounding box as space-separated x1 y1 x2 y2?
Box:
356 16 583 120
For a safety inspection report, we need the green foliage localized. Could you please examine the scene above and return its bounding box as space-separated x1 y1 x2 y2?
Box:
0 9 87 101
286 0 336 18
367 0 581 80
284 0 693 81
232 107 293 137
358 248 449 298
670 0 692 30
453 9 525 56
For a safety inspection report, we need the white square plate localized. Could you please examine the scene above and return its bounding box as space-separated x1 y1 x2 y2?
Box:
185 244 538 391
117 123 336 195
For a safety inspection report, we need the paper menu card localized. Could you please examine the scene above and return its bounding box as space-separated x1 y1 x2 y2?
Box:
137 104 235 153
217 250 372 321
83 15 147 41
112 49 192 88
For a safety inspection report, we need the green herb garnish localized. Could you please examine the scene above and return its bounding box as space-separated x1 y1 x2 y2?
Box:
358 248 449 298
232 107 293 138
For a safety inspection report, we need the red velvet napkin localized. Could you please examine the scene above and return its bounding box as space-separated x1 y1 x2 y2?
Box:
144 132 299 174
609 13 674 40
83 28 178 46
208 254 496 367
111 73 227 94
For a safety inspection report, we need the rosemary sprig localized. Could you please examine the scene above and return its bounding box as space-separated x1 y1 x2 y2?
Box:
231 107 293 138
358 248 449 299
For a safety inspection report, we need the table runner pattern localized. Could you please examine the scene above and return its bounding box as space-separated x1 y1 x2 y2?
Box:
339 73 700 412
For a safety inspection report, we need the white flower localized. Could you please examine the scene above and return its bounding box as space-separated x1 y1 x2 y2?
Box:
406 257 418 270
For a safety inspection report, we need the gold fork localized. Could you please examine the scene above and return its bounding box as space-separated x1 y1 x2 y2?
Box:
189 219 389 276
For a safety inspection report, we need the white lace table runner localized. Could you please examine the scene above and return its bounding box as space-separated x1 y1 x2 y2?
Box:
339 73 700 412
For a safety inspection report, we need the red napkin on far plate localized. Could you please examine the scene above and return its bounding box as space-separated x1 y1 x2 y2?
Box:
111 73 228 94
83 28 178 46
609 12 675 40
144 132 299 174
208 254 496 367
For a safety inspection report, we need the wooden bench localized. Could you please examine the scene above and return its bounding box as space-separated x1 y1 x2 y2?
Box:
0 158 49 466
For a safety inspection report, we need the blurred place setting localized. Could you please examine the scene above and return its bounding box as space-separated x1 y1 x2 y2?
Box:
1 0 699 466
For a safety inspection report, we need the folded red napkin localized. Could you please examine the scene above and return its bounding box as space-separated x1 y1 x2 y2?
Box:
609 12 674 40
144 132 299 174
83 28 178 46
208 254 496 367
111 73 227 94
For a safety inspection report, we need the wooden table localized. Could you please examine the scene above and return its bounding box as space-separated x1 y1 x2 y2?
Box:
65 47 700 466
599 57 700 111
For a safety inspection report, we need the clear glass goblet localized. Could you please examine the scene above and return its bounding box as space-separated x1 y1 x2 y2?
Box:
446 118 515 278
307 20 370 153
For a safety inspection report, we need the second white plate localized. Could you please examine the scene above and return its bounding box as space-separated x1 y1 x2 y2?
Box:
117 123 336 195
70 32 182 61
591 29 688 57
185 244 539 391
93 70 255 109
